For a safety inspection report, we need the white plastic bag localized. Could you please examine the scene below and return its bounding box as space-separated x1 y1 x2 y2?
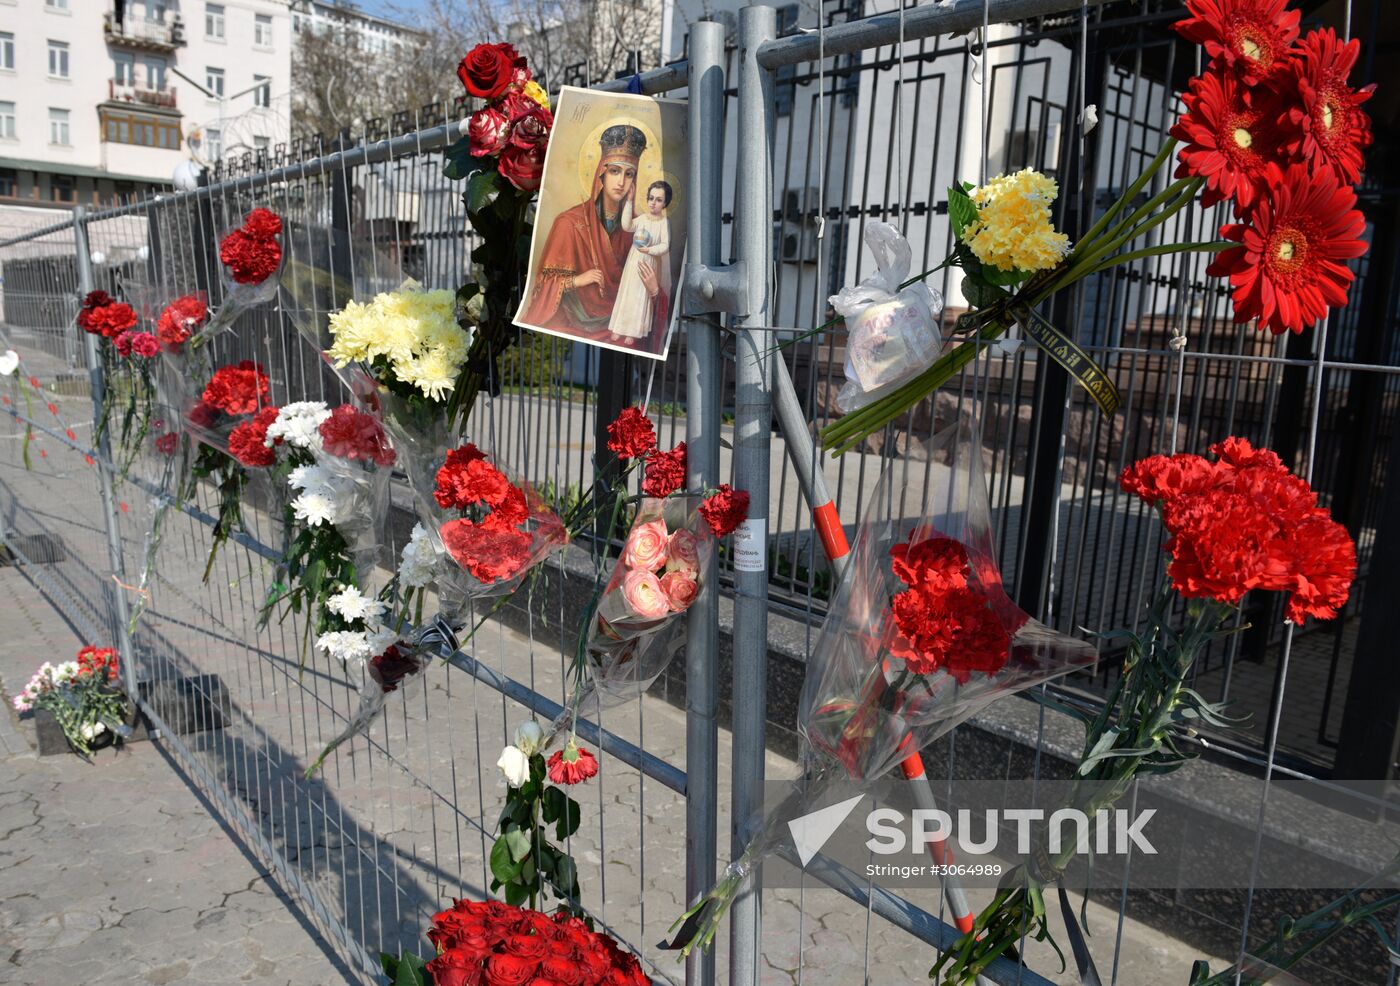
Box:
831 222 944 413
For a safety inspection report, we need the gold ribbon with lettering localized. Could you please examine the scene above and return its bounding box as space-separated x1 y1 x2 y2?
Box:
1018 310 1121 417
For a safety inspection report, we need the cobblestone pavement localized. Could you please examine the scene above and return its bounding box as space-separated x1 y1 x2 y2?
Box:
0 565 351 986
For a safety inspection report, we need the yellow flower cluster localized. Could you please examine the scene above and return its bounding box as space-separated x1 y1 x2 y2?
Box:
327 283 469 401
522 80 550 110
961 169 1071 275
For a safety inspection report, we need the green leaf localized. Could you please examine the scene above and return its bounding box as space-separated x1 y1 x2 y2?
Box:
442 135 485 181
466 170 503 216
555 854 578 894
395 952 429 986
380 952 400 978
948 182 978 241
557 795 581 842
504 827 533 863
490 835 523 884
541 785 565 825
503 881 530 906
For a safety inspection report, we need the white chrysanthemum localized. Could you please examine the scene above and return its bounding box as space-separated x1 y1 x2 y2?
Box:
327 585 386 624
266 401 331 450
316 630 372 664
398 523 440 588
292 491 337 527
288 463 331 492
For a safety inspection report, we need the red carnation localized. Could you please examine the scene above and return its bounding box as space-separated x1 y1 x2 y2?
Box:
457 42 527 100
1279 28 1374 187
157 295 207 350
77 291 138 339
889 534 969 592
242 207 282 240
227 406 279 467
1170 64 1283 213
699 484 749 537
1120 453 1222 504
606 407 657 460
547 741 599 785
202 361 270 416
1174 0 1300 86
1207 162 1367 335
219 228 282 285
641 442 686 497
113 331 134 357
127 331 159 359
154 432 179 455
318 404 395 466
440 518 531 583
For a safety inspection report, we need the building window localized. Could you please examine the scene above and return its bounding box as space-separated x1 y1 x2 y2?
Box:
0 169 16 198
206 4 225 40
145 57 166 89
0 32 14 72
51 175 74 203
143 0 166 22
48 40 69 79
49 107 70 145
0 101 15 140
254 13 273 47
45 0 69 10
206 66 224 97
205 127 222 160
292 13 304 33
253 74 270 108
113 52 136 86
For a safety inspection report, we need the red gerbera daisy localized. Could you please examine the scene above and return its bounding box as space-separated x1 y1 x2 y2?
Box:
1174 0 1300 85
1207 163 1368 334
1279 28 1374 187
1171 65 1283 212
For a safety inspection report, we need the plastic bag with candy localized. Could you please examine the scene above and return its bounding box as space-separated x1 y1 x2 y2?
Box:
830 221 944 413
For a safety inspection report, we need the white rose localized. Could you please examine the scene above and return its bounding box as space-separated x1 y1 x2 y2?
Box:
496 745 529 788
514 720 544 758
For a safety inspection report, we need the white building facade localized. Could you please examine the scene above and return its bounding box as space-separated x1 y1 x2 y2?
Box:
0 0 291 239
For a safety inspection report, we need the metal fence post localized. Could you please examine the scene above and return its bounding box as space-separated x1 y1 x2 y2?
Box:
72 206 138 696
731 8 778 986
684 20 726 986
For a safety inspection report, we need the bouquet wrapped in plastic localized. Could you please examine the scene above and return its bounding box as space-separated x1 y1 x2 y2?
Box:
304 640 424 777
830 221 944 414
666 411 1096 954
566 496 711 728
191 207 286 346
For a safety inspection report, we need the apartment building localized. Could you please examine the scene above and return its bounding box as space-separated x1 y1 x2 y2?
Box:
0 0 290 239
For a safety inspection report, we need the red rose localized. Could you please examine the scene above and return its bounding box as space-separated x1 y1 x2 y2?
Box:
469 105 511 158
484 952 538 986
605 407 657 460
499 143 546 192
458 42 525 100
642 442 686 497
427 948 484 986
699 484 749 537
537 956 585 986
508 104 553 151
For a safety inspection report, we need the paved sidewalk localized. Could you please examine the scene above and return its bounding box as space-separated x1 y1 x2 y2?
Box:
0 565 350 986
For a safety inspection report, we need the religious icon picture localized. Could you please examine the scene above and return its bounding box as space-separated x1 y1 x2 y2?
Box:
515 86 689 361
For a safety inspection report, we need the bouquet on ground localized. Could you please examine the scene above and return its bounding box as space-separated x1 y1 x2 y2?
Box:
383 897 651 986
12 646 132 758
441 42 553 424
821 0 1373 454
667 412 1096 956
934 437 1356 982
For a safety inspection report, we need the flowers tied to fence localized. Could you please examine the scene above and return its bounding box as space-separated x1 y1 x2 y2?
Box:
665 412 1096 956
821 0 1374 455
933 437 1356 983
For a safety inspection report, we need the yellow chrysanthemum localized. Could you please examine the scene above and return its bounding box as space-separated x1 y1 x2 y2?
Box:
522 80 550 110
326 283 467 398
960 168 1071 275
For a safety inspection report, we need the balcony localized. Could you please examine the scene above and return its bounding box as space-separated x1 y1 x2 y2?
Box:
103 12 186 53
107 79 179 112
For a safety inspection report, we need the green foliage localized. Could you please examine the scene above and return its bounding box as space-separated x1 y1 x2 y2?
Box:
185 440 249 584
489 751 585 915
380 950 430 986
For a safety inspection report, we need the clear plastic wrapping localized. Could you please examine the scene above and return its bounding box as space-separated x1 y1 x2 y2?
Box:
831 222 944 414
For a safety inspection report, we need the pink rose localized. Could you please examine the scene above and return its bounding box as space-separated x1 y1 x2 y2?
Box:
622 519 669 571
659 571 699 613
468 106 509 158
508 103 552 150
667 528 701 575
621 569 670 620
